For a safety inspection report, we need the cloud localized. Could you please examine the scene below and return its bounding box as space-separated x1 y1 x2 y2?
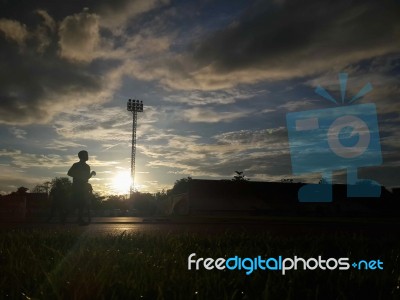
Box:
122 0 400 91
189 0 400 84
214 128 287 149
36 9 56 32
32 10 57 53
124 34 172 57
139 124 400 187
0 0 399 194
54 105 134 142
0 148 122 194
0 13 123 126
44 140 86 151
278 100 316 112
139 127 291 179
0 3 172 126
97 0 170 30
0 52 111 125
0 166 45 194
9 127 27 139
181 107 253 123
164 88 266 106
140 120 399 188
0 19 29 46
0 10 56 53
1 0 399 129
0 149 66 169
58 9 101 62
305 64 400 115
0 148 119 172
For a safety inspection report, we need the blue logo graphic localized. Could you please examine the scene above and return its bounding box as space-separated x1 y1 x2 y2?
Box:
286 73 382 202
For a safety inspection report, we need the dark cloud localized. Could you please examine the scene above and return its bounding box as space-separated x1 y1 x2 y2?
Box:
0 0 170 125
123 0 400 91
0 5 122 125
190 0 400 78
0 36 105 124
0 0 167 23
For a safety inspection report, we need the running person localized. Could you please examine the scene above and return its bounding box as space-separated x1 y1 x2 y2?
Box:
67 150 96 225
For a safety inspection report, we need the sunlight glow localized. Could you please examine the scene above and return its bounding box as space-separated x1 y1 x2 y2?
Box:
111 171 132 195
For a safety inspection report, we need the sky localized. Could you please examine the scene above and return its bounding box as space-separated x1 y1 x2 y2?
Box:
0 0 399 195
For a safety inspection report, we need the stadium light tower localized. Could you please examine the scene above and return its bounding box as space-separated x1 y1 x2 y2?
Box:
127 99 143 198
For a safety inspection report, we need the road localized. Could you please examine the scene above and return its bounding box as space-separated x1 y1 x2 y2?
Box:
1 216 400 236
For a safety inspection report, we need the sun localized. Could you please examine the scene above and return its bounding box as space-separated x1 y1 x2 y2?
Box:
111 171 132 195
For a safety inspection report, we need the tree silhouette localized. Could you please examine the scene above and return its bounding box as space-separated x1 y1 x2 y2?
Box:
281 178 294 183
46 177 72 223
232 171 248 181
170 177 192 194
15 187 29 195
32 181 51 194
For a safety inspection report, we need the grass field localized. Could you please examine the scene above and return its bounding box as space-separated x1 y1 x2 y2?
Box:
0 228 399 299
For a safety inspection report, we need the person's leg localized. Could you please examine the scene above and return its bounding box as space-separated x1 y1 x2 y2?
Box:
77 198 84 224
87 200 91 223
73 185 84 224
77 190 89 225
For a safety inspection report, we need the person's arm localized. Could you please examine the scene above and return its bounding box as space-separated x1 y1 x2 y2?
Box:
87 164 96 179
84 165 96 181
67 164 76 178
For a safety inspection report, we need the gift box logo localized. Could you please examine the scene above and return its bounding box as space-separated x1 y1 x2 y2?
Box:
286 73 382 202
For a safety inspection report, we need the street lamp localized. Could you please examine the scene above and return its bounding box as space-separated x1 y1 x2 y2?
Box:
127 99 143 198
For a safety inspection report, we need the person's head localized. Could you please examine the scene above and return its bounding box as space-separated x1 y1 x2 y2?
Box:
78 150 89 162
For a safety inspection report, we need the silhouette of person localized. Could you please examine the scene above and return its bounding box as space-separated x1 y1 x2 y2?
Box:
67 150 96 225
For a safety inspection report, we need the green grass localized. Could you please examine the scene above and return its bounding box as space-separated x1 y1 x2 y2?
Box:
168 214 400 224
0 228 399 299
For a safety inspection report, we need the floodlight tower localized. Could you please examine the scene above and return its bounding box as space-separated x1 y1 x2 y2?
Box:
127 99 143 198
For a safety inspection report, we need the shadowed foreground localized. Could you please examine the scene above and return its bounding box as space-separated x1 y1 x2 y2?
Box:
0 227 399 299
